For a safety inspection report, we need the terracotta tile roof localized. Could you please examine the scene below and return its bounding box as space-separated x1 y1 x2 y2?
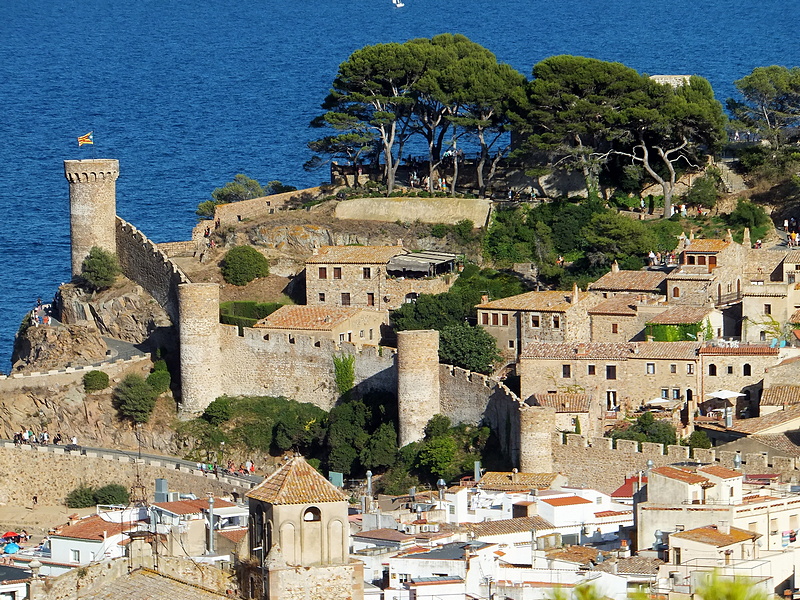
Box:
463 516 555 538
589 270 666 292
633 342 701 360
726 405 800 434
697 465 742 480
521 342 631 360
54 514 139 541
791 310 800 323
684 239 730 253
587 297 639 316
477 290 589 312
761 385 800 406
646 306 712 325
699 345 778 356
749 432 800 457
533 393 589 413
651 466 708 485
478 471 561 491
611 475 647 498
540 496 592 507
670 524 760 547
253 305 373 331
594 555 664 575
79 567 229 600
546 545 608 564
246 456 347 505
305 245 405 264
353 528 414 542
152 498 235 515
521 341 700 361
218 528 248 544
594 510 632 518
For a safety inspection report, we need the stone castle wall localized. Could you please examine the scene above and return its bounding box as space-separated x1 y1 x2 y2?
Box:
334 196 492 227
0 443 254 506
212 187 324 228
0 354 149 393
115 218 189 322
178 283 222 415
551 433 800 494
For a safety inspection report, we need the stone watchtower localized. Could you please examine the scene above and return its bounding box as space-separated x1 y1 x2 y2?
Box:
178 283 221 416
64 159 119 276
397 329 440 446
518 404 556 472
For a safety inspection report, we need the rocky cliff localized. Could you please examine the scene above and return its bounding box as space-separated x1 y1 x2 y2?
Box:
11 324 108 373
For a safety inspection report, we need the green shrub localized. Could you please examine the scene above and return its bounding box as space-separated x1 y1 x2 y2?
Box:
152 359 168 372
146 370 171 395
221 246 270 286
80 247 120 291
94 483 130 506
83 370 109 393
114 374 158 423
728 198 770 230
430 224 448 238
66 485 96 508
202 397 233 426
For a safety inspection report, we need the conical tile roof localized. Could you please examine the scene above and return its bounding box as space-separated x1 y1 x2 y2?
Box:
246 456 347 505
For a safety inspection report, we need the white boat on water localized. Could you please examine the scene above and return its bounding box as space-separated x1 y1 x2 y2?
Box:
393 0 405 7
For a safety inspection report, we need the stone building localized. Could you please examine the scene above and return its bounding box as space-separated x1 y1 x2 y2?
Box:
644 305 723 340
588 296 668 342
476 284 602 360
254 305 389 346
305 245 457 311
530 392 599 437
245 456 363 600
588 264 667 299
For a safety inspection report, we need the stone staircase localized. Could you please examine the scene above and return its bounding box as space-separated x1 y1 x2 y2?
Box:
717 160 749 193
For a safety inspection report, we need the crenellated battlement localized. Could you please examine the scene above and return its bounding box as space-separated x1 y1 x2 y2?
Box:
63 159 119 184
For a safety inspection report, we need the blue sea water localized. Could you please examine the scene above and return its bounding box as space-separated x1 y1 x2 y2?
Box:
1 0 798 372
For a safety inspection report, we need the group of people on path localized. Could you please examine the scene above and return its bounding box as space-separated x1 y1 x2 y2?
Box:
197 459 257 477
13 430 75 447
29 297 52 327
648 251 677 267
784 217 799 247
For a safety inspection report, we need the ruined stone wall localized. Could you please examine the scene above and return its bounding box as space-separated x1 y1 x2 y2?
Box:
218 326 397 411
213 187 324 227
115 218 190 323
334 197 492 227
0 443 254 506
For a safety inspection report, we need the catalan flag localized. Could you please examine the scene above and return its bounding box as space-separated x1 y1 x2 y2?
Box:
77 132 94 146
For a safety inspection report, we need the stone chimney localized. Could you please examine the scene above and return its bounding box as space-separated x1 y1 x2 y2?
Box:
511 468 518 483
618 539 631 558
743 227 751 248
481 294 489 304
577 343 587 356
571 282 579 305
611 260 620 273
718 520 731 535
397 239 404 247
726 229 734 243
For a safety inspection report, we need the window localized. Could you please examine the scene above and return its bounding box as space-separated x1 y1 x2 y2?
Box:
673 287 680 298
367 293 375 306
588 365 596 375
687 363 695 375
303 507 322 521
71 549 80 563
562 364 571 378
687 255 696 265
359 330 364 338
318 267 327 279
606 390 617 410
553 315 561 329
670 364 677 373
333 267 342 279
482 313 489 325
531 315 540 328
674 547 682 566
492 313 499 326
760 331 767 341
727 365 734 375
341 292 350 306
698 255 706 265
673 389 681 399
369 329 374 340
612 323 618 334
362 267 371 279
339 333 345 342
502 313 509 326
508 340 515 349
661 388 669 399
646 363 656 375
606 365 617 380
708 364 717 376
764 303 772 315
743 363 751 376
318 293 325 302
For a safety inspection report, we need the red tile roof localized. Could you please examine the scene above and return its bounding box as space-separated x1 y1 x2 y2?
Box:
684 239 730 253
697 465 742 480
533 393 589 413
477 290 590 312
540 496 592 507
760 385 800 406
651 466 707 485
152 498 235 515
463 516 555 537
521 341 699 361
254 305 375 331
305 245 405 264
353 528 414 542
611 475 647 498
589 270 666 292
54 514 138 541
646 306 712 325
246 456 347 505
587 297 639 316
478 471 561 491
218 528 248 544
594 510 632 518
670 524 760 547
725 405 800 434
699 345 778 356
749 433 800 457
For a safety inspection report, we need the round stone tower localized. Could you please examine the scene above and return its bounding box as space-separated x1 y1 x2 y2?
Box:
64 159 120 276
397 329 440 447
518 405 556 472
178 283 222 417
